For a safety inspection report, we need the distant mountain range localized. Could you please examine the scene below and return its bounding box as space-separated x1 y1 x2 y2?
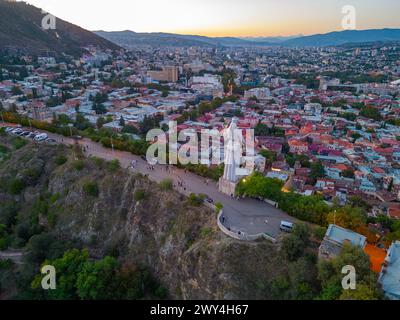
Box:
283 29 400 46
1 0 400 56
240 35 303 43
94 30 275 48
96 29 400 48
0 0 120 56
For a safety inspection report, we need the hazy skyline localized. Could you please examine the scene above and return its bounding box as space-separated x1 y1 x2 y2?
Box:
24 0 400 37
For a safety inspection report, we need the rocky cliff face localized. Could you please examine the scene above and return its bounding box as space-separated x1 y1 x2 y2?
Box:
0 137 281 299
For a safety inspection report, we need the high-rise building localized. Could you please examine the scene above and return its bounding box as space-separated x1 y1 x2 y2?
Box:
148 66 179 83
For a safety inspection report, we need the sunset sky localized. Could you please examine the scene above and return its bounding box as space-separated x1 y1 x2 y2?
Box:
24 0 400 37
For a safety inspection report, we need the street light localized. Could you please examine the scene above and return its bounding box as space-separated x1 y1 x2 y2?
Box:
334 210 337 226
68 123 73 137
110 136 115 155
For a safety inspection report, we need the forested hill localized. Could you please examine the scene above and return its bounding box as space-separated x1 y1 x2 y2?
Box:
0 0 120 56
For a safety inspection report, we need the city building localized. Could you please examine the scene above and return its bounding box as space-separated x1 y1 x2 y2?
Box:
319 224 367 260
379 241 400 300
148 66 179 83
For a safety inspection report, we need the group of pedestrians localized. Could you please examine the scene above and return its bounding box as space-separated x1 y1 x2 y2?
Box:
177 180 186 191
229 193 240 201
165 165 172 173
130 160 137 170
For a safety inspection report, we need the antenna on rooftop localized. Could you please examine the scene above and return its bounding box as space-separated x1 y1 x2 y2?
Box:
334 210 337 226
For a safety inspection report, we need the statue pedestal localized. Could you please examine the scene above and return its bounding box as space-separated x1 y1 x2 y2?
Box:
219 178 238 197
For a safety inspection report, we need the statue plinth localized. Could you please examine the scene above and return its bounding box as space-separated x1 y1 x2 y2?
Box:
219 117 241 196
218 177 238 197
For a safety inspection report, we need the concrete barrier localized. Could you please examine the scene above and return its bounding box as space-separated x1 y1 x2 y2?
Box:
217 210 277 243
168 181 278 243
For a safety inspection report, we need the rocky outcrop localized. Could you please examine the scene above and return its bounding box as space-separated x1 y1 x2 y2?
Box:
0 137 281 300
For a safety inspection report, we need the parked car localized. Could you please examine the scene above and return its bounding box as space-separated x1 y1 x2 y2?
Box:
45 138 57 145
34 133 48 142
5 127 14 133
280 221 294 233
11 128 23 135
20 131 32 137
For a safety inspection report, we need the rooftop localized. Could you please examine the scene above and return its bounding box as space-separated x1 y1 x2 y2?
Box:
364 244 387 273
380 241 400 300
325 224 367 248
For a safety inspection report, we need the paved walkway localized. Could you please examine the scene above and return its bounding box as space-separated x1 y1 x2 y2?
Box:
2 123 295 237
52 135 295 237
0 250 24 265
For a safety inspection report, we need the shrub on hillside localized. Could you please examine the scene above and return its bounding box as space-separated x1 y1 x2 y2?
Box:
83 182 99 197
12 137 27 150
188 193 206 207
134 189 147 201
107 159 120 172
72 160 85 171
8 177 25 195
159 179 173 191
91 156 105 168
21 167 42 185
55 155 68 166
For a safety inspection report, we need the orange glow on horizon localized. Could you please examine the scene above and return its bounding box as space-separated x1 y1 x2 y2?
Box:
23 0 400 38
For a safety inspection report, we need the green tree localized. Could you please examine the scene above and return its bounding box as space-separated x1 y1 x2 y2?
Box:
339 284 378 300
75 113 92 131
342 169 355 179
96 116 106 129
327 206 366 230
259 149 277 166
76 256 118 300
139 115 163 134
11 86 23 95
31 249 89 299
25 233 65 265
161 89 169 98
92 103 108 115
351 133 362 142
8 177 25 195
310 161 325 181
318 244 379 300
119 116 125 127
31 250 164 300
281 223 311 261
360 106 382 121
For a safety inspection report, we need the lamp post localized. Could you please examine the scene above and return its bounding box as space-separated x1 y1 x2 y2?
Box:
68 123 73 137
334 210 337 226
111 136 115 156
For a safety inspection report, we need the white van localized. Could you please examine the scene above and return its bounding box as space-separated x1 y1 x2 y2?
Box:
280 221 294 233
34 133 48 142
